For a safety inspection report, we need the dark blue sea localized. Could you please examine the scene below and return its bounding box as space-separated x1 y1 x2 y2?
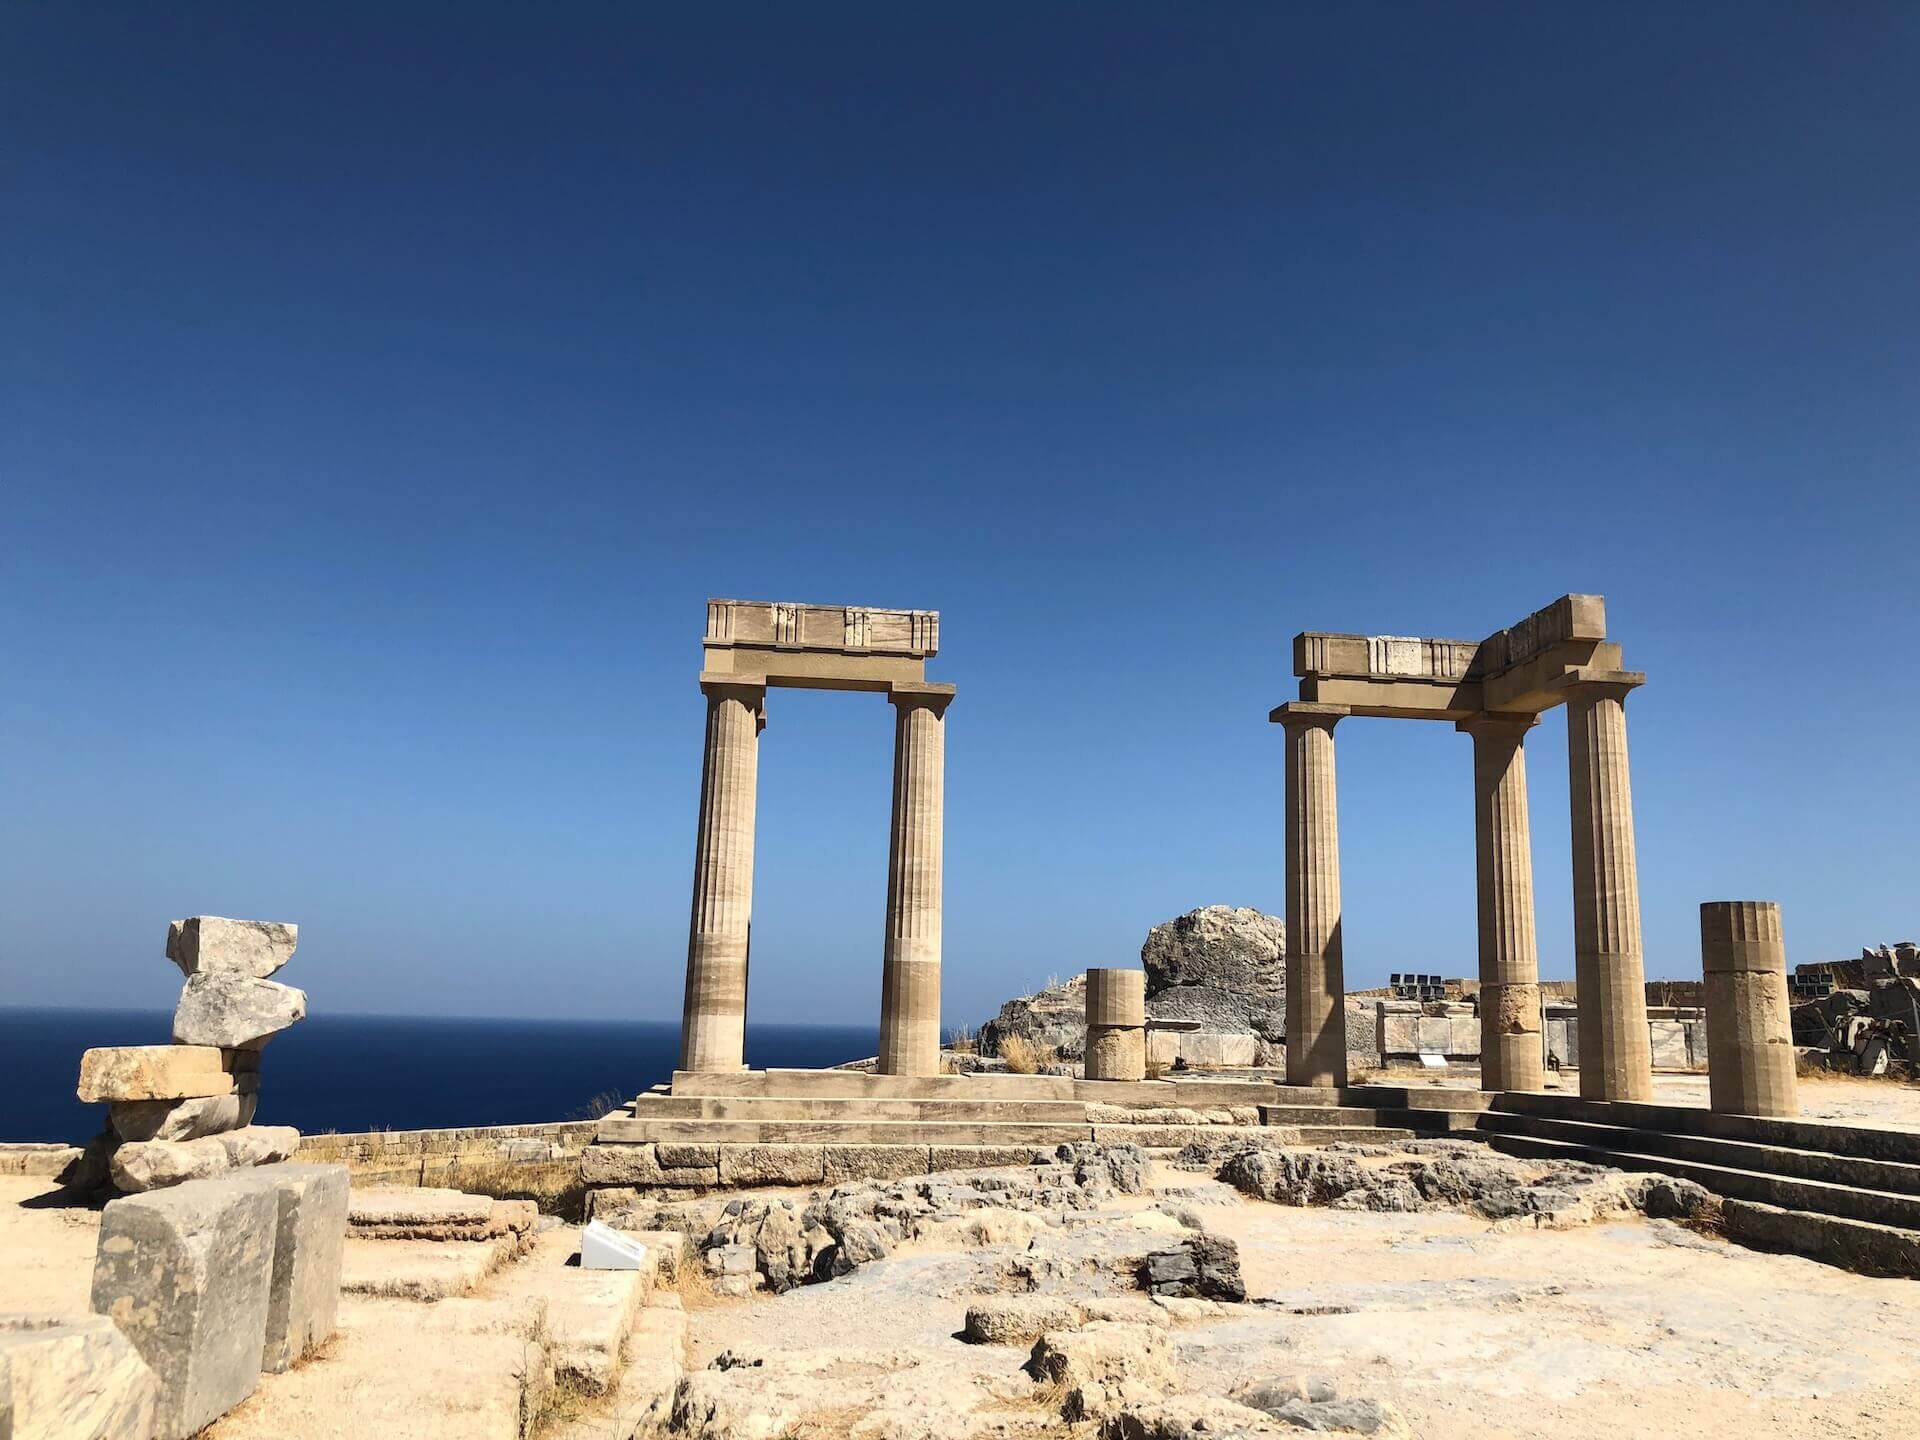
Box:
0 1008 876 1144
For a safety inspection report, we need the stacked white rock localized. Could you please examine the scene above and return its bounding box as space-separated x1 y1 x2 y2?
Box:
69 917 308 1194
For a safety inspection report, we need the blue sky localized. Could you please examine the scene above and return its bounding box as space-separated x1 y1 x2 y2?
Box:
2 3 1915 1029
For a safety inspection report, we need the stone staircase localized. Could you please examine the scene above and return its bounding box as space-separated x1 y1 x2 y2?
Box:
587 1069 1494 1190
1474 1092 1920 1275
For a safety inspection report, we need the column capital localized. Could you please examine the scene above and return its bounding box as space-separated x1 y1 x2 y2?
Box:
698 672 767 703
1455 711 1540 739
1550 667 1645 703
1268 700 1348 732
889 680 956 715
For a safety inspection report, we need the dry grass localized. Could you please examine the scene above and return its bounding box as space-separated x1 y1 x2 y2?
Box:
1144 1056 1169 1081
999 1034 1059 1075
779 1406 878 1439
534 1372 608 1436
673 1255 737 1311
1795 1053 1915 1083
566 1089 630 1122
947 1024 977 1056
442 1158 587 1221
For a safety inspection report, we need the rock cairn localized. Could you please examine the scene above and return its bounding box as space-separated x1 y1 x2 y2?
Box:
68 916 307 1193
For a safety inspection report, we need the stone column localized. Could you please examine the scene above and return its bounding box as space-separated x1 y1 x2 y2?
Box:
879 684 954 1076
1565 679 1653 1101
1084 968 1147 1081
1278 704 1348 1089
1701 901 1799 1117
678 680 764 1072
1458 714 1545 1093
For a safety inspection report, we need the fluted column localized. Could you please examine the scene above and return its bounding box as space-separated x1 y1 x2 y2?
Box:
1458 714 1544 1093
1566 679 1653 1101
879 683 954 1076
1278 703 1348 1088
1085 968 1147 1081
678 680 764 1072
1701 901 1798 1117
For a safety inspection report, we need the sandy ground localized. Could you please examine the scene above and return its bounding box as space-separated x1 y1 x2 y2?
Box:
0 1175 101 1313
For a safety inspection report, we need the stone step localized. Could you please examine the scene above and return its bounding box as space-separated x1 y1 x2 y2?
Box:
1488 1091 1920 1164
1474 1111 1920 1197
1479 1130 1920 1231
597 1117 1096 1147
1259 1105 1479 1130
640 1098 1057 1124
670 1069 1079 1100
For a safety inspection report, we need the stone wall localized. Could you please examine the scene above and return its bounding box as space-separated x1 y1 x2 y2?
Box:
1376 1001 1706 1072
294 1121 598 1187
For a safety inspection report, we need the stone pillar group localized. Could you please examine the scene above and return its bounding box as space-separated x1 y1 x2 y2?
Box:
680 680 763 1073
1279 704 1347 1089
1458 715 1544 1093
1566 680 1653 1102
879 685 952 1077
1701 901 1799 1117
1084 968 1147 1081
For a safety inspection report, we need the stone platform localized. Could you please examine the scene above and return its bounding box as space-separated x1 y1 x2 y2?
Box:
583 1069 1492 1198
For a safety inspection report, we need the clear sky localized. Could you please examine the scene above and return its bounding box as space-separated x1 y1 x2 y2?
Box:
3 4 1915 1030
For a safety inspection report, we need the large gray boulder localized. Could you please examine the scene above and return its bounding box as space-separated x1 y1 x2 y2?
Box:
91 1173 280 1440
172 974 306 1050
257 1164 350 1373
1141 906 1285 1039
0 1313 159 1440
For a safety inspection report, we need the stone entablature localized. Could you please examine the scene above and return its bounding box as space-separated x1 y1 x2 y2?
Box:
1290 593 1626 720
703 599 940 692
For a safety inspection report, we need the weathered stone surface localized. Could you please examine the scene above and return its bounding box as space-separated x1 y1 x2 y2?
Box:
171 974 307 1050
1139 1235 1245 1302
90 1173 280 1440
348 1187 495 1228
0 1313 159 1440
1100 1395 1292 1438
1140 906 1286 1039
580 1145 717 1188
166 917 298 980
109 1092 253 1144
1231 1376 1415 1437
1026 1322 1175 1422
980 972 1089 1062
715 1144 825 1187
821 1144 931 1184
0 1143 85 1178
77 1046 231 1105
111 1126 300 1193
258 1164 349 1373
961 1296 1084 1345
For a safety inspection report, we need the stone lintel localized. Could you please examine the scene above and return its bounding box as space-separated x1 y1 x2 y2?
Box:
1547 667 1646 701
704 598 939 692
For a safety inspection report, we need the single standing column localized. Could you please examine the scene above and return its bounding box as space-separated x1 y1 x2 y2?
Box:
1458 714 1545 1093
1565 678 1653 1101
1084 968 1148 1081
679 680 764 1072
1701 901 1799 1117
879 683 955 1076
1278 703 1349 1088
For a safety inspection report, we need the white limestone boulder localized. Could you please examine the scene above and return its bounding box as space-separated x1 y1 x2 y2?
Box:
0 1313 159 1440
257 1164 350 1374
91 1174 280 1440
166 917 298 979
109 1090 255 1144
111 1126 299 1193
77 1045 232 1104
172 974 307 1050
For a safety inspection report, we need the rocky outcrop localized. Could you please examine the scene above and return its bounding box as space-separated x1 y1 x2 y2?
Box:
1206 1137 1714 1227
1141 906 1285 1040
979 972 1089 1062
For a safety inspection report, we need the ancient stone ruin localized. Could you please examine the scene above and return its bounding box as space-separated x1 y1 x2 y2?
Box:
69 916 307 1193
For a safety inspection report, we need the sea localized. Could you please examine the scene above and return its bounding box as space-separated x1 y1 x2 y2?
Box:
0 1008 876 1145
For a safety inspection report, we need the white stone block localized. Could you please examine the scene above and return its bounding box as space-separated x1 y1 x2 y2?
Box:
580 1221 648 1272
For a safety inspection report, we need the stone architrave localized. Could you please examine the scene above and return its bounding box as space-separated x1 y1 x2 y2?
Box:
91 1174 280 1440
1276 704 1347 1088
0 1313 159 1440
1457 714 1545 1092
679 679 763 1073
1565 676 1653 1102
77 1047 233 1105
172 974 307 1051
256 1163 351 1373
1701 901 1799 1118
166 918 298 979
879 683 954 1077
1083 969 1147 1082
